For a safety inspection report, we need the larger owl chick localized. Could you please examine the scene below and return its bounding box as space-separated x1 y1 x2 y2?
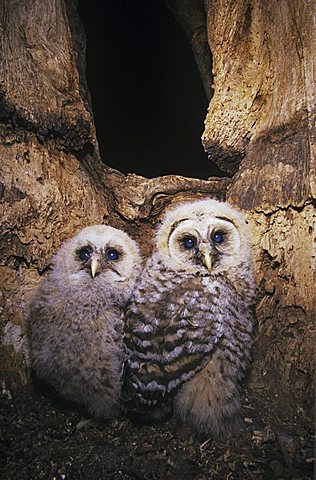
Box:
124 199 256 437
28 225 141 418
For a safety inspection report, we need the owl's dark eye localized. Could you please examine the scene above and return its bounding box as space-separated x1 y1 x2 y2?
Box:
77 247 91 261
182 236 196 249
107 249 120 261
212 231 225 244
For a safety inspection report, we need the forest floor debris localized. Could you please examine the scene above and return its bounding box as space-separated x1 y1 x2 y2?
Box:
0 383 314 479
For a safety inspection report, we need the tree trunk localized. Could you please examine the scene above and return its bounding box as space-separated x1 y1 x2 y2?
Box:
0 0 314 430
203 0 315 182
0 0 228 385
201 0 315 422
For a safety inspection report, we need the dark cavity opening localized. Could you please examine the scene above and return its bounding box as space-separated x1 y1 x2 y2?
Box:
78 0 222 179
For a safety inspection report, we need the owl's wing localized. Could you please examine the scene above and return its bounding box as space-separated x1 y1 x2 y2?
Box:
123 278 224 413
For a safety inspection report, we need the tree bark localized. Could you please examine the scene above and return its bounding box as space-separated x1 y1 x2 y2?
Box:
201 0 315 422
0 0 314 427
0 0 228 385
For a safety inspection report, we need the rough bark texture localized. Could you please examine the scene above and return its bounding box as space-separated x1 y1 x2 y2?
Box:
0 0 94 151
0 0 229 389
203 0 315 182
200 0 315 422
0 0 314 435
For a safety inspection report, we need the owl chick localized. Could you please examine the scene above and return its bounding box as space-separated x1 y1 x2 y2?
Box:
124 199 256 437
28 225 141 419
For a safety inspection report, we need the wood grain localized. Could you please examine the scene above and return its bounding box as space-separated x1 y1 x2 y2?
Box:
0 0 314 425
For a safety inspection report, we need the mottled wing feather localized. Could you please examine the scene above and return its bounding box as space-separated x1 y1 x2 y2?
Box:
124 275 224 411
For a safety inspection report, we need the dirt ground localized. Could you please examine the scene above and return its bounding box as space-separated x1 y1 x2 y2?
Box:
0 379 314 480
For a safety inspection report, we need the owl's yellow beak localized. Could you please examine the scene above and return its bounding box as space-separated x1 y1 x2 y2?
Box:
201 250 212 273
91 258 99 278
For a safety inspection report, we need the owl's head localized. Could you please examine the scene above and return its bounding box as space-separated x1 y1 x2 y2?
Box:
156 199 252 275
52 225 141 297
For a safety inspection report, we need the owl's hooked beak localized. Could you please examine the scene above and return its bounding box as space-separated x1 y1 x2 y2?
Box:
200 249 212 273
91 258 99 278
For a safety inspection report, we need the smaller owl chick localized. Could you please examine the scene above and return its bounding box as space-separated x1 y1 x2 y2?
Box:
124 199 256 437
28 225 141 418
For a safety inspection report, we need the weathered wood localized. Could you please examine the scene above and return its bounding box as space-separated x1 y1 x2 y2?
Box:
169 0 315 422
0 0 94 151
248 205 315 420
201 0 315 421
0 133 229 383
0 0 314 427
0 0 229 386
203 0 315 191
